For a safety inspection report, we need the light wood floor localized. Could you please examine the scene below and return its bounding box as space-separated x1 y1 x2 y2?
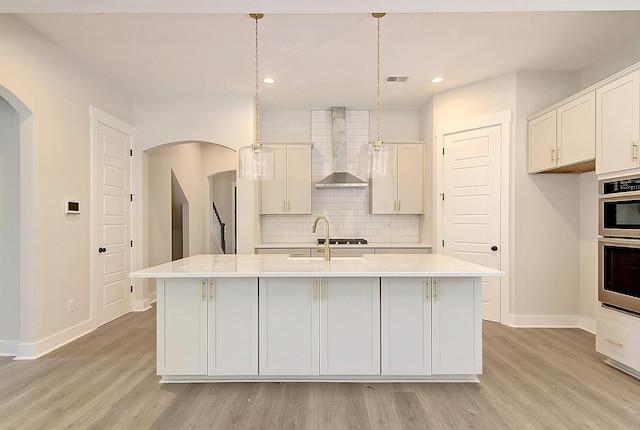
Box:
1 306 639 430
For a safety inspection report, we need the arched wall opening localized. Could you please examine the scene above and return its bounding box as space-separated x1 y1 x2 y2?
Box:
0 86 34 356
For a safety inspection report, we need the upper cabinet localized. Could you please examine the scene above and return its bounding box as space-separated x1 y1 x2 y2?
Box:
596 70 640 175
528 92 596 174
370 143 424 214
261 143 312 215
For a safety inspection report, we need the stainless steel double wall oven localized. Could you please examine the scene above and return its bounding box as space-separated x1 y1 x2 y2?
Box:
599 175 640 315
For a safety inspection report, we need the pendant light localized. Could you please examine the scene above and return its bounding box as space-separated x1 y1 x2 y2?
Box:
238 13 275 180
359 12 394 179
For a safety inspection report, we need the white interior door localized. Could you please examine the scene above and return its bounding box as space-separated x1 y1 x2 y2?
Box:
442 125 501 322
95 120 132 326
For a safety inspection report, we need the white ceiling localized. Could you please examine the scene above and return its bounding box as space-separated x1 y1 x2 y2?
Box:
9 1 640 110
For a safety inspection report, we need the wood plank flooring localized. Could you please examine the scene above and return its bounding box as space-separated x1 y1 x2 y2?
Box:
1 306 639 429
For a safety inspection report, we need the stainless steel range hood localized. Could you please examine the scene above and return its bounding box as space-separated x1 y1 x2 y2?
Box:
315 107 368 189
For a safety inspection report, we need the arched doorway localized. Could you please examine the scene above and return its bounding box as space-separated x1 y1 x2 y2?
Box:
145 141 237 266
0 86 34 357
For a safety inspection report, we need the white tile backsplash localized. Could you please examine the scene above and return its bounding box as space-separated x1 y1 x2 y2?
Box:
261 109 420 244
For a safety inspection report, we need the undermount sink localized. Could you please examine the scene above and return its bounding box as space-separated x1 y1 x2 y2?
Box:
288 256 364 261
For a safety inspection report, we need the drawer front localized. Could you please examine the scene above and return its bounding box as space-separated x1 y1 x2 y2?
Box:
596 319 640 371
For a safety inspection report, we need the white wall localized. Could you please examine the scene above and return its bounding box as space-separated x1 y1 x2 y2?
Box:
0 96 21 349
0 15 133 357
579 172 598 332
580 35 640 89
429 71 590 325
132 95 255 259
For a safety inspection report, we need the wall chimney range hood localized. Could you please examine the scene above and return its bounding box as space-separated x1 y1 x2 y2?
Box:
315 107 368 189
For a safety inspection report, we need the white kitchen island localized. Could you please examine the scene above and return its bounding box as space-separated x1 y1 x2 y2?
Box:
131 253 503 383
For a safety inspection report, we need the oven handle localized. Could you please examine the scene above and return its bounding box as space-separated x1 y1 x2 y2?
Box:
599 237 640 247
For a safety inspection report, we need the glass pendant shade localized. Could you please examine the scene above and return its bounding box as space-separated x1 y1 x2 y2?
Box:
238 144 275 180
358 142 394 178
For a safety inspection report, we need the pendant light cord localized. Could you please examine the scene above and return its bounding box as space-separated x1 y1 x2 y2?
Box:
255 14 260 147
251 13 263 149
376 14 381 145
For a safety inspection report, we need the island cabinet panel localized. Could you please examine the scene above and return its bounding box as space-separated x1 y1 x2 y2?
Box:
207 278 258 376
431 277 482 375
381 278 432 375
320 277 381 375
259 278 319 375
157 277 258 377
157 278 208 376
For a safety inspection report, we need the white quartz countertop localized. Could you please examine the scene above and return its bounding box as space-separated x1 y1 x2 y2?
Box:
130 253 504 278
254 242 432 249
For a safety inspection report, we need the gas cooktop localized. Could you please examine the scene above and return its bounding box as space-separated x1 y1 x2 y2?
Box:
317 238 368 245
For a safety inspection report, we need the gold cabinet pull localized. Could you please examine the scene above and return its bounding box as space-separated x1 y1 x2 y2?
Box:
556 148 561 161
550 147 556 162
209 280 215 302
200 279 206 302
425 280 431 302
633 142 639 161
604 338 623 348
321 280 326 301
313 280 318 303
433 280 439 301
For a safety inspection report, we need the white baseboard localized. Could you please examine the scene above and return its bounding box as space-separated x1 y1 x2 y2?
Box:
0 340 19 356
14 319 94 360
149 291 157 303
511 314 581 328
133 298 151 312
579 315 596 334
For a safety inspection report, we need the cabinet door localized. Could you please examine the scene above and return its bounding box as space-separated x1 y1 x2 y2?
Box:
557 92 595 168
207 278 258 376
596 71 640 174
261 145 287 214
259 278 319 375
157 278 207 376
381 278 431 375
528 110 557 173
320 277 380 375
396 144 424 214
432 277 482 375
370 144 397 214
286 145 312 214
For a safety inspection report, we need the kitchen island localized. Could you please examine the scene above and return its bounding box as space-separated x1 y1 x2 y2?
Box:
131 253 503 383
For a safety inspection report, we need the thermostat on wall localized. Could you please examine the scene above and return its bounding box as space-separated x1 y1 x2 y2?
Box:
66 200 80 214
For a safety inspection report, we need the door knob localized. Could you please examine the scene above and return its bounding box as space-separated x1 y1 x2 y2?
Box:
491 246 498 251
98 247 107 253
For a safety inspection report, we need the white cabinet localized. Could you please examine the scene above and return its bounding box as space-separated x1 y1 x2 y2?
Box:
381 278 431 375
259 278 319 375
207 278 258 376
381 277 481 376
596 70 640 175
528 110 557 173
157 278 207 375
259 277 380 376
370 143 424 214
320 277 380 375
157 278 258 377
431 277 482 375
596 306 640 376
528 92 595 173
261 144 312 214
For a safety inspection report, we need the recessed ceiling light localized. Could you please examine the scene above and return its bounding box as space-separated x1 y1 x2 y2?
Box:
263 77 275 84
431 77 444 84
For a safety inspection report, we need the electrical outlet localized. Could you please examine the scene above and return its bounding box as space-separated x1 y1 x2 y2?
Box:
67 299 74 313
384 223 392 230
276 222 282 230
